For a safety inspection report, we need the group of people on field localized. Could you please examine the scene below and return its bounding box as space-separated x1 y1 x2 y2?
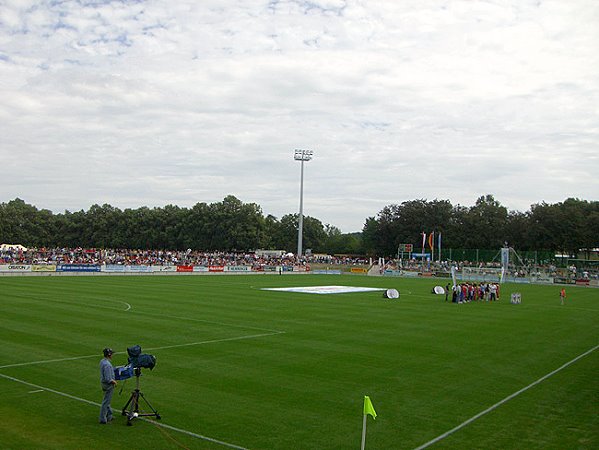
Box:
447 282 500 303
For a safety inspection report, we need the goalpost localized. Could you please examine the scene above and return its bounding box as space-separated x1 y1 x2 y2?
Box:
460 266 504 283
460 245 527 284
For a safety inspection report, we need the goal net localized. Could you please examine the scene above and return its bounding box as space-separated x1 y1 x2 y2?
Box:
460 266 504 283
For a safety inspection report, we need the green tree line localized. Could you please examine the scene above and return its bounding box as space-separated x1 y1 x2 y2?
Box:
0 195 597 257
0 196 359 254
363 195 599 258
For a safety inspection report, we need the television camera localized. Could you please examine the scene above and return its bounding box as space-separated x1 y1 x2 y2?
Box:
118 345 160 425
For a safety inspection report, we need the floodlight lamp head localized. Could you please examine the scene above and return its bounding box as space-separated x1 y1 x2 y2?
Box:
294 149 313 161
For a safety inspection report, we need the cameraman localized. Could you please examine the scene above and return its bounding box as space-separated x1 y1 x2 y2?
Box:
99 347 117 424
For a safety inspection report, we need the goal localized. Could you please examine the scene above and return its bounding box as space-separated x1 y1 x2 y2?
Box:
460 266 504 283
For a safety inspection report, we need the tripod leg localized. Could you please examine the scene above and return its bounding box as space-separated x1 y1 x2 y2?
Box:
133 390 140 413
122 392 134 416
126 392 139 426
138 391 161 420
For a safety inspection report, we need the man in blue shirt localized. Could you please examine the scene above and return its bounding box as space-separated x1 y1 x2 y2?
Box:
99 347 117 424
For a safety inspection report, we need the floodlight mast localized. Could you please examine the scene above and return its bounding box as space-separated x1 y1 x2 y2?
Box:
294 149 313 259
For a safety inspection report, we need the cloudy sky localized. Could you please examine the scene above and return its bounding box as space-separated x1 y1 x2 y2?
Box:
1 0 598 232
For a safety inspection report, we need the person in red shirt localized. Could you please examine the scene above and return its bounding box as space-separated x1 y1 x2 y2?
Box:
560 288 566 305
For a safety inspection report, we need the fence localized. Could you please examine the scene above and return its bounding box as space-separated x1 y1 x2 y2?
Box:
441 249 557 265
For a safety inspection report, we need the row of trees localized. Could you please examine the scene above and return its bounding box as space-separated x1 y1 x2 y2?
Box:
1 195 597 257
0 196 356 254
363 195 599 258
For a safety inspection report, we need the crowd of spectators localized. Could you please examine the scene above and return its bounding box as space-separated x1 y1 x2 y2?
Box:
0 247 370 268
381 258 594 279
1 246 595 279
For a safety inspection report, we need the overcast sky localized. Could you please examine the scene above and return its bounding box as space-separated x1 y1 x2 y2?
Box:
1 0 598 232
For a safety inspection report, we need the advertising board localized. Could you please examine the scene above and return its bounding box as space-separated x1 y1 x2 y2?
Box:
57 264 101 272
32 265 57 272
225 266 250 272
126 265 153 273
153 265 177 272
0 264 31 272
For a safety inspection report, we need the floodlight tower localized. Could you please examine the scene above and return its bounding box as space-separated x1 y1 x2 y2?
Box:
294 149 313 259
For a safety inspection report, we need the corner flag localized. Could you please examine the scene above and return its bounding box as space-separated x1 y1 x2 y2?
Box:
361 396 377 450
364 396 377 419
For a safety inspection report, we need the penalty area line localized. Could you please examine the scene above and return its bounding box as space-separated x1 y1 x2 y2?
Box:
0 373 248 450
413 343 599 450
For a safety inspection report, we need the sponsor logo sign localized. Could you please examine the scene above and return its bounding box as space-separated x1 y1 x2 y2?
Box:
126 265 152 273
32 265 57 272
153 265 177 272
209 266 225 272
383 270 401 276
103 265 151 273
177 265 194 272
225 266 250 272
351 268 368 274
192 266 209 272
402 271 419 277
0 264 32 272
532 276 554 284
57 264 101 272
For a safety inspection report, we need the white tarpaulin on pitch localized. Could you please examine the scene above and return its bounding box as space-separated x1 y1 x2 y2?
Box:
262 285 386 295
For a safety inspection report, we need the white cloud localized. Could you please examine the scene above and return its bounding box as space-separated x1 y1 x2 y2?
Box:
1 0 598 232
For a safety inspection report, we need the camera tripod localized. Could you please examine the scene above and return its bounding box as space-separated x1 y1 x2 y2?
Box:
121 367 161 425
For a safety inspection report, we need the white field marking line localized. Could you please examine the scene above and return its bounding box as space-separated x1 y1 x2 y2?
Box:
413 343 599 450
0 331 284 370
132 309 285 334
144 331 285 353
7 292 132 312
0 373 248 450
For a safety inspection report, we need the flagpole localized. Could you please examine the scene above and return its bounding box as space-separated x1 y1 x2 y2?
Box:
361 414 367 450
421 232 426 272
361 396 377 449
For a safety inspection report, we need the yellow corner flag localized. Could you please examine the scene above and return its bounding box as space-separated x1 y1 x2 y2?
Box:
363 396 377 419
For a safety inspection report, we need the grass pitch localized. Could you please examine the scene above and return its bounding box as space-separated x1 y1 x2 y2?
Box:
0 274 597 449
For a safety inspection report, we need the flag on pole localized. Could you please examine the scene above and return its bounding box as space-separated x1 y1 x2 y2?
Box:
428 231 434 250
361 396 377 450
438 232 442 262
364 396 377 419
421 232 426 250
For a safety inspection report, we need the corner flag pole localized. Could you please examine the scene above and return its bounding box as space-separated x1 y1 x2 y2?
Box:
361 413 367 450
361 396 377 450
